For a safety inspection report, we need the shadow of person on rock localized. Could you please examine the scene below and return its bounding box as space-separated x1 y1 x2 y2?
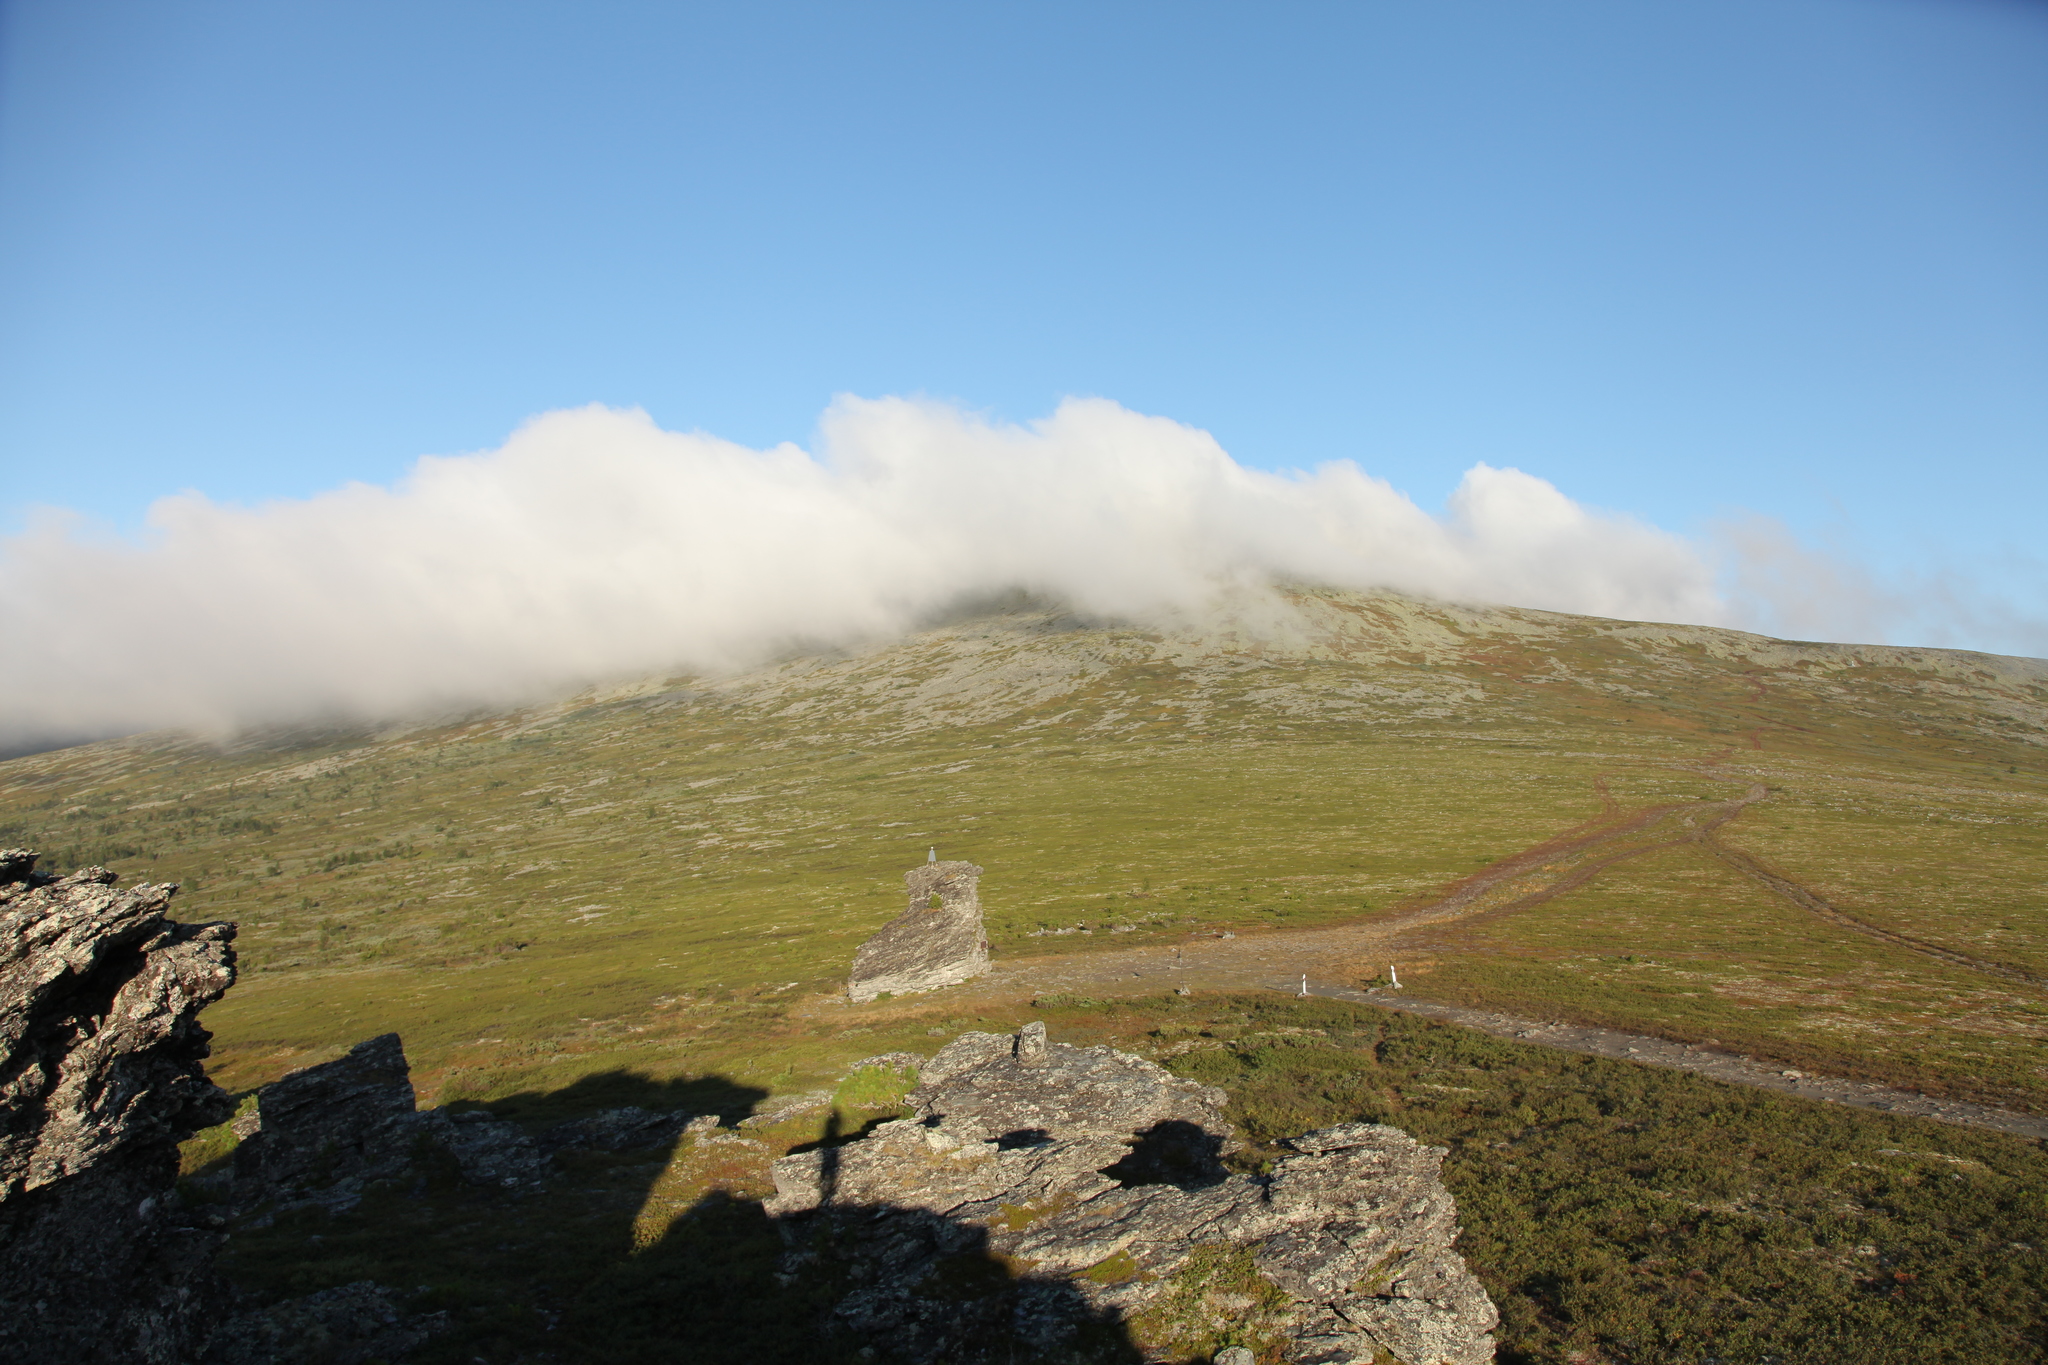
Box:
1098 1118 1229 1190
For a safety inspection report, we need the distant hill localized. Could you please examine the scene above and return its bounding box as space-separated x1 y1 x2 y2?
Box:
2 586 2042 1112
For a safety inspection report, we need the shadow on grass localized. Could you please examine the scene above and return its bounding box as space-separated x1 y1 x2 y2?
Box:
215 1067 1147 1365
467 1067 768 1127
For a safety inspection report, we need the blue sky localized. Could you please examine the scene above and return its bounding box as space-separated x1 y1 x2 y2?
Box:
2 0 2045 657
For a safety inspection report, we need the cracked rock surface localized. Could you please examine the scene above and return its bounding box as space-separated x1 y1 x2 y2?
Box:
767 1023 1498 1364
0 851 238 1365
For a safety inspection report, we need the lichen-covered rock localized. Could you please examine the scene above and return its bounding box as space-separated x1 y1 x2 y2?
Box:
923 1021 1232 1165
738 1089 834 1130
0 851 238 1365
767 1026 1497 1365
411 1106 550 1189
848 859 990 1002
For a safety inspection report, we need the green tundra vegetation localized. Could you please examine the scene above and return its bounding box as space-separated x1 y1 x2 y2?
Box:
4 588 2045 1360
191 996 2047 1365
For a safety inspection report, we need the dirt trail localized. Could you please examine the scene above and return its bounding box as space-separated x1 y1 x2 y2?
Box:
946 964 2048 1142
972 783 1771 1000
922 775 2048 1139
1311 986 2048 1142
979 775 2038 998
1389 784 1761 940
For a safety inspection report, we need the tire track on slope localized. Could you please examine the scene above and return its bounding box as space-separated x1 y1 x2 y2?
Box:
1701 836 2048 990
1370 783 1766 940
986 784 1769 996
1396 787 2045 992
1290 984 2048 1141
986 775 2038 1002
940 777 2048 1138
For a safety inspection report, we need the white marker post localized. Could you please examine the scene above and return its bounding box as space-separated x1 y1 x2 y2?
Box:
1298 974 1309 998
1389 964 1401 989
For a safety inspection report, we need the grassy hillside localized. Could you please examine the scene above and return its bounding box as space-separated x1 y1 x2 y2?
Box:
3 586 2044 1115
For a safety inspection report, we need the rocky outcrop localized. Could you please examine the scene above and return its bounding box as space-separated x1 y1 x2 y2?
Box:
767 1024 1497 1364
230 1032 416 1199
848 859 990 1002
0 851 238 1365
202 1280 448 1365
537 1104 700 1156
229 1033 548 1214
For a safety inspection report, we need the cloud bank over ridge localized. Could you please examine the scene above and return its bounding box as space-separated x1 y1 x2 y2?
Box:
0 396 2028 747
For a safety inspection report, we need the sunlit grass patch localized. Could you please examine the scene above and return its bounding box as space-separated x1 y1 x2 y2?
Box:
177 1092 257 1179
832 1061 917 1111
1128 1241 1291 1361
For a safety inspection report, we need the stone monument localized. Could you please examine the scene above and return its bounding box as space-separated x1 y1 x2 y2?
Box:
847 857 990 1003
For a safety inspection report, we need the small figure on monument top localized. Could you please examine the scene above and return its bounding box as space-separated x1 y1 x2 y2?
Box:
847 855 991 1003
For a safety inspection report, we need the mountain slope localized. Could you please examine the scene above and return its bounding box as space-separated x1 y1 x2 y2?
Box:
2 586 2043 1110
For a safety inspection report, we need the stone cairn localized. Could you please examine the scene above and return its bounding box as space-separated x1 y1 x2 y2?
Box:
768 1022 1500 1364
847 858 991 1003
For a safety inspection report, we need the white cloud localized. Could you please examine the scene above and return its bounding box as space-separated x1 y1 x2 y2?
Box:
1714 513 2048 659
0 394 2029 748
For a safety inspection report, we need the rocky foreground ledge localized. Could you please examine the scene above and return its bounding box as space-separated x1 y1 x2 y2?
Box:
769 1022 1499 1365
0 850 238 1365
1 842 1495 1364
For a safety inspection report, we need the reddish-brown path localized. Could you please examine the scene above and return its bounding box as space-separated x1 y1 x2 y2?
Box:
950 783 1771 1004
910 778 2048 1140
951 777 2036 1002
